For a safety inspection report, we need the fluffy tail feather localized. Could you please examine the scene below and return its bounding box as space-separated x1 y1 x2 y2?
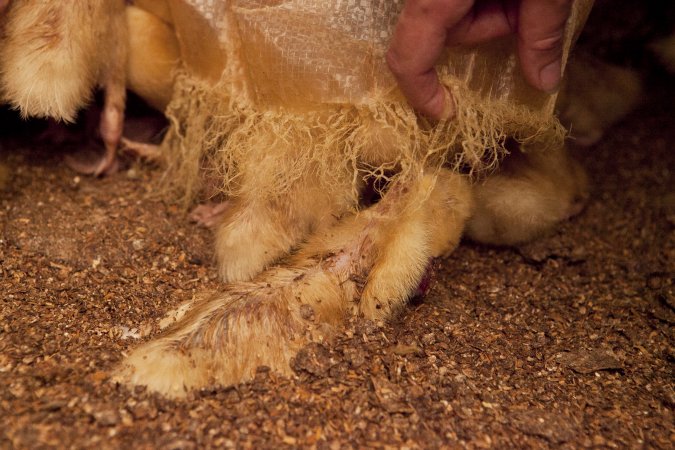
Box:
0 1 123 121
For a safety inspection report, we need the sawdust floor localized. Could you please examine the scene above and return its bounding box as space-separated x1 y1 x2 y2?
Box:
0 86 673 449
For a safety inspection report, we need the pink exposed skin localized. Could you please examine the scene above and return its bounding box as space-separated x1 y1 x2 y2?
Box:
120 138 163 161
189 202 232 228
64 85 125 176
0 0 9 13
62 109 166 174
412 258 435 299
387 0 573 119
95 82 126 176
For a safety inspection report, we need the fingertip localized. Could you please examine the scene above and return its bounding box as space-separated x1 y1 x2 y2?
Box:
417 85 455 121
518 0 571 94
386 52 451 120
539 59 562 94
438 87 456 120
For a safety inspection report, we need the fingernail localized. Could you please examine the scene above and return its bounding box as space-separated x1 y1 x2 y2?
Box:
438 87 455 120
539 60 562 94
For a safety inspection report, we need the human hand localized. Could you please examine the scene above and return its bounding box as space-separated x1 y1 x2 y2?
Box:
386 0 573 119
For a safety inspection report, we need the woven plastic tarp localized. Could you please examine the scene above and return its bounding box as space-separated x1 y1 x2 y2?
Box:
161 0 594 203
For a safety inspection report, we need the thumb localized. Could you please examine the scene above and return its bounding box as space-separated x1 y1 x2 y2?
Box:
517 0 572 93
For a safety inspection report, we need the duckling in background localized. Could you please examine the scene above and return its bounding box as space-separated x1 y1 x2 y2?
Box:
651 31 675 73
466 144 589 246
126 2 179 113
557 53 643 146
0 0 127 175
120 2 180 161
